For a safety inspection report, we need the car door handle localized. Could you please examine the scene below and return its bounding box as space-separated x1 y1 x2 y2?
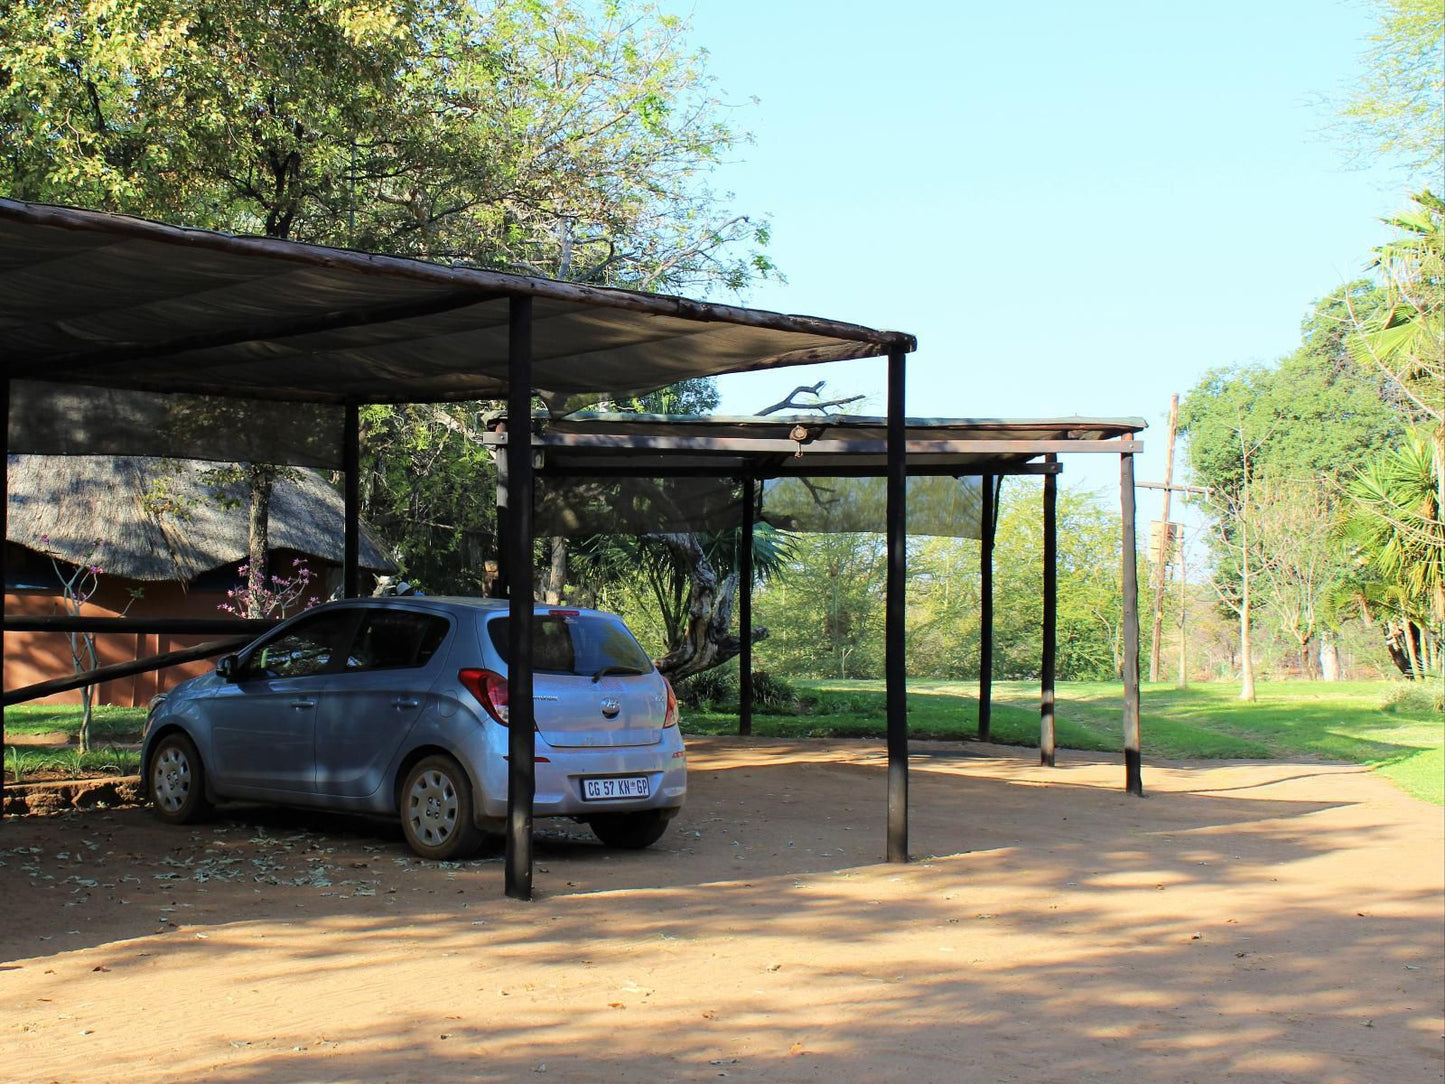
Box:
392 697 420 709
289 698 316 709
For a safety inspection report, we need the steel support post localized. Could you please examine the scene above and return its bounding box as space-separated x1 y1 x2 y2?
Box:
885 348 908 863
739 474 755 737
504 296 537 900
1 378 8 801
1121 452 1143 795
978 474 995 742
343 403 360 598
1041 456 1057 767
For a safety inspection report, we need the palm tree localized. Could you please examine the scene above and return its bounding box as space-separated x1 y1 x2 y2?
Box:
1351 190 1444 517
1338 428 1444 679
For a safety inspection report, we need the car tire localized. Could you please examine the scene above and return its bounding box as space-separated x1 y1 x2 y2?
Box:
588 810 671 850
149 732 213 824
401 755 483 860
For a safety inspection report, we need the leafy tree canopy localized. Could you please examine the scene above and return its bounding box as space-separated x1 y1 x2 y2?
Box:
1341 0 1445 184
1180 282 1404 501
0 0 776 290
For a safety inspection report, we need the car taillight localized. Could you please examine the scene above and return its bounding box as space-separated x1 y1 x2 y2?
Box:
662 676 678 728
458 668 509 725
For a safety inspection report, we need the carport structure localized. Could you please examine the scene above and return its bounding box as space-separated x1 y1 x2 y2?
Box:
1 199 1143 901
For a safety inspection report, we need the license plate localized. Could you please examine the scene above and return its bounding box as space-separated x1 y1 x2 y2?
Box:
582 775 651 801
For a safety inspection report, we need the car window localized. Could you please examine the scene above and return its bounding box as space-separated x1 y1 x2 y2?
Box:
487 614 652 676
346 611 450 672
240 610 355 680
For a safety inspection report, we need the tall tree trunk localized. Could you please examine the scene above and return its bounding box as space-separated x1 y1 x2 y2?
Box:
247 465 275 619
1319 633 1343 682
1403 620 1422 680
646 532 766 680
1238 527 1256 701
544 537 566 604
1384 622 1413 677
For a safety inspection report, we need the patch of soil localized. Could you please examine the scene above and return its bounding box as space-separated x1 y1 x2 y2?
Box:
0 737 1441 1083
3 775 143 815
5 731 74 746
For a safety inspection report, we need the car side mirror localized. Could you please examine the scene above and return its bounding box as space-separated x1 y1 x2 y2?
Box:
216 654 238 681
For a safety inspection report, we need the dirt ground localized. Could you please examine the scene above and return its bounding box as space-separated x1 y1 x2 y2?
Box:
1 736 1441 1084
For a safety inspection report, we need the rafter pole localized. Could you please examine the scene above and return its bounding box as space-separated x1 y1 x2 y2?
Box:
504 296 537 901
885 348 909 863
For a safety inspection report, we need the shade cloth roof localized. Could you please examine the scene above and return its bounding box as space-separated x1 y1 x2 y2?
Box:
0 200 914 408
6 455 394 581
514 414 1145 541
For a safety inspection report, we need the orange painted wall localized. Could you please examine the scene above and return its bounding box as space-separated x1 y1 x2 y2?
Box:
5 552 335 708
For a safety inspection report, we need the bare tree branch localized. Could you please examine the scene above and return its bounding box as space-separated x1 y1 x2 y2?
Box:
757 381 865 416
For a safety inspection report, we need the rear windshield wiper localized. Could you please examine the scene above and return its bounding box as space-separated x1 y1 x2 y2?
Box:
591 664 648 683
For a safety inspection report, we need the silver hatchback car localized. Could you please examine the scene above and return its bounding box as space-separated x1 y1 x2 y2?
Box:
141 597 686 858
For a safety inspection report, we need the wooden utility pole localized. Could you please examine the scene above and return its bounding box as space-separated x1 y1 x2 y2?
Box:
1149 395 1179 684
1176 527 1189 688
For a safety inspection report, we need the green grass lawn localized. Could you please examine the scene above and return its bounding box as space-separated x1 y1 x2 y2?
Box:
685 679 1444 806
4 704 148 741
6 682 1440 805
3 705 148 782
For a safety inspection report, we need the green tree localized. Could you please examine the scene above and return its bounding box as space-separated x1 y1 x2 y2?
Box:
756 532 886 679
1 1 774 288
1181 285 1406 690
1339 428 1444 680
2 1 772 602
1351 191 1445 512
1340 0 1444 184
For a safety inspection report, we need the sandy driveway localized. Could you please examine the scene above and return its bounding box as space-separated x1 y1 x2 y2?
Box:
1 737 1442 1083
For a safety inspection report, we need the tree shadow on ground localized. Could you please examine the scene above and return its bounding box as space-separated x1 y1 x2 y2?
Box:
2 738 1440 1083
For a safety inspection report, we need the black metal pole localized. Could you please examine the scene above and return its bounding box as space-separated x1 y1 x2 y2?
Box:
1121 451 1143 795
343 403 360 598
1041 455 1057 767
2 378 8 802
739 474 755 737
885 348 908 863
978 474 995 742
505 296 536 900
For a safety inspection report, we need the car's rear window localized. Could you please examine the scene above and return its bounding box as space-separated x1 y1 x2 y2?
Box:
486 614 653 676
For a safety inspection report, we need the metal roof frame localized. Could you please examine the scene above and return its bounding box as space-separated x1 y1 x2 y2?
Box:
0 201 1144 903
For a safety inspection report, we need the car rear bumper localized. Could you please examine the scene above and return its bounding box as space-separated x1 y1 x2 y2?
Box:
473 726 687 821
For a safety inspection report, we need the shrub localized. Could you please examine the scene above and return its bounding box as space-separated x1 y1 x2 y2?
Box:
675 669 736 709
750 670 798 713
1381 682 1445 714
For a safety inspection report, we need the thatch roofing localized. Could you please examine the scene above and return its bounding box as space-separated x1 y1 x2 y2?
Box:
6 455 394 582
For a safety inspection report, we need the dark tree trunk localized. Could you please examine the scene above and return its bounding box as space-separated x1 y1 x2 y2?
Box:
1384 621 1422 679
544 537 566 604
646 532 766 680
247 465 276 619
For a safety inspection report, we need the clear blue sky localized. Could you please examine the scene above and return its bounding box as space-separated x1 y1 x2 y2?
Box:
658 0 1410 520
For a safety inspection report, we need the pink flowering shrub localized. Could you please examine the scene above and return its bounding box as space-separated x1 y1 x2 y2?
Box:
220 557 319 619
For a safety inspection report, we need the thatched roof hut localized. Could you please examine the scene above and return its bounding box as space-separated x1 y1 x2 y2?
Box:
7 455 394 582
